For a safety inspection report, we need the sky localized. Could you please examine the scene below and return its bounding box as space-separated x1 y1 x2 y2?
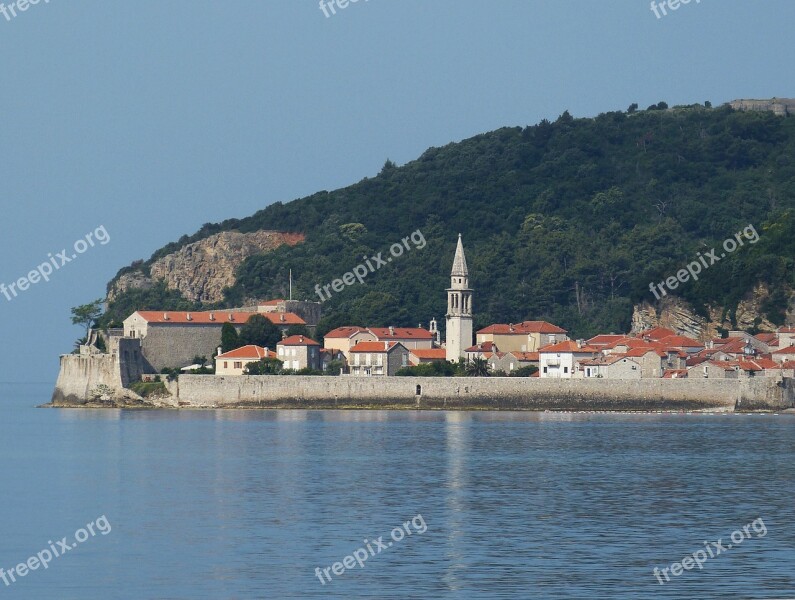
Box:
1 0 793 384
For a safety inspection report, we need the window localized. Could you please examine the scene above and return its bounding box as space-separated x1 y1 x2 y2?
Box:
224 362 228 369
234 362 242 369
543 366 548 373
563 366 568 374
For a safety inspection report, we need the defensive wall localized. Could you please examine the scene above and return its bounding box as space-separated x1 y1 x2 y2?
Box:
164 375 795 411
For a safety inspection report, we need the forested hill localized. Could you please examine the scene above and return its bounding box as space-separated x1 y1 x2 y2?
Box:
102 102 795 339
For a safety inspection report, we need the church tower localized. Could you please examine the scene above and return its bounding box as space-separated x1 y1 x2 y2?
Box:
445 234 473 361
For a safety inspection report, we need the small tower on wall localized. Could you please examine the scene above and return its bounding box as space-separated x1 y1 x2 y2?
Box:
445 234 473 362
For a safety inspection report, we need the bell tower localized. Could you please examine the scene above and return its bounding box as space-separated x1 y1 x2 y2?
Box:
445 234 473 361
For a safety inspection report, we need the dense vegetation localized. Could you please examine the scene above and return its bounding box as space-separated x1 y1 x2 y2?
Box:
102 103 795 337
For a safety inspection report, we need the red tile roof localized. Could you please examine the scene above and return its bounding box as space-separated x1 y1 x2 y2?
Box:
368 327 433 340
580 355 636 366
772 345 795 355
477 321 567 335
623 347 666 358
539 340 600 354
657 335 704 349
587 334 627 347
663 369 688 379
410 349 448 360
777 327 795 333
754 333 778 344
216 345 276 360
350 341 405 353
278 335 320 346
323 326 367 339
134 310 305 325
508 351 540 361
637 327 677 341
465 341 498 353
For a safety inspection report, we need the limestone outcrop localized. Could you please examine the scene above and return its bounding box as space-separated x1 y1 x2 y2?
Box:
108 230 305 304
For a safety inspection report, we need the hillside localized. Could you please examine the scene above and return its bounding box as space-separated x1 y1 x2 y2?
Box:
101 101 795 340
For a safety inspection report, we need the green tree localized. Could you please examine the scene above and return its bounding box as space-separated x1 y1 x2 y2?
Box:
221 322 241 352
465 357 490 377
71 299 104 338
285 324 311 338
244 357 284 375
240 314 282 348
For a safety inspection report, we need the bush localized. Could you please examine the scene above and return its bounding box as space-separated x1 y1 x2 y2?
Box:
129 381 170 398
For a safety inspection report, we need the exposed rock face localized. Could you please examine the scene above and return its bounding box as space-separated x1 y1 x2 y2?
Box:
631 284 785 340
109 230 305 304
728 98 795 117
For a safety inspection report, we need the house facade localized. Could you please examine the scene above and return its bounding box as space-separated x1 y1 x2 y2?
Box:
477 321 568 353
276 335 322 371
349 341 410 376
538 340 599 378
215 345 277 376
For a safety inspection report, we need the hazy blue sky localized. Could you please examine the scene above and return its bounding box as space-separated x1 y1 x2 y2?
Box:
1 0 793 383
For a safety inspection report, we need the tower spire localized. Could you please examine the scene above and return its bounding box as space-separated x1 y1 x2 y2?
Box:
451 233 468 277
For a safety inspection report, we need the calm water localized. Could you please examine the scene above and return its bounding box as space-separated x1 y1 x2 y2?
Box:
1 383 794 599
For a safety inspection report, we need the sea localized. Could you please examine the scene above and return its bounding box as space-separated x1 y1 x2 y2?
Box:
0 382 793 599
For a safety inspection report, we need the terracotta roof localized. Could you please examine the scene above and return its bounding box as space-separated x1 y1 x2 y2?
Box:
323 326 367 339
477 321 567 335
637 327 677 341
508 351 540 361
777 327 795 333
368 327 433 340
278 335 320 346
216 345 276 360
623 347 666 358
754 333 778 343
409 349 448 360
738 358 778 371
587 334 627 347
605 338 658 352
712 337 754 353
772 345 795 355
539 340 599 354
350 341 405 353
663 369 688 379
657 335 704 348
134 310 305 325
770 360 795 369
465 341 498 353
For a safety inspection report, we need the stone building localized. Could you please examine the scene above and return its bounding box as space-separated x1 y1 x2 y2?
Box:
476 321 568 353
123 310 305 372
277 335 322 371
349 341 410 376
445 234 473 361
215 345 277 376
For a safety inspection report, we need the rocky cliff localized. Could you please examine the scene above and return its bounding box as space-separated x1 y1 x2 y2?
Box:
631 284 790 340
109 230 304 304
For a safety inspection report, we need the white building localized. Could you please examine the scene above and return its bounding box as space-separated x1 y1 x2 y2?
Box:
445 234 473 362
215 345 277 376
539 340 600 379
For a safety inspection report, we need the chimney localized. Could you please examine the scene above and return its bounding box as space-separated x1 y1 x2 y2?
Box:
384 341 389 350
229 313 235 321
163 313 169 321
509 323 514 332
217 346 222 356
209 313 215 321
280 314 285 322
299 336 304 343
577 339 584 349
389 326 395 336
186 313 192 321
